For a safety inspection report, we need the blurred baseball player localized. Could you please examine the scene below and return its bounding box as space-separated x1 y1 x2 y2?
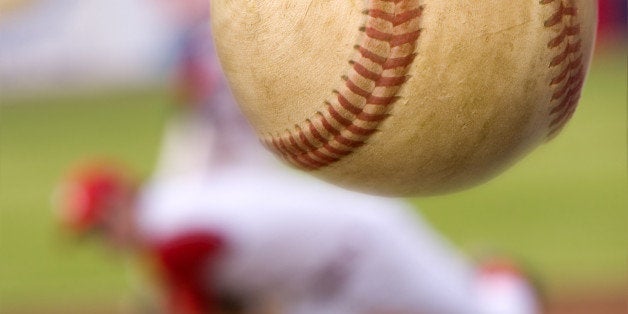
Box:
55 1 541 313
56 156 540 314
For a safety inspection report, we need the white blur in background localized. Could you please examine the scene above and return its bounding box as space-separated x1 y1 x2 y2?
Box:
0 0 179 94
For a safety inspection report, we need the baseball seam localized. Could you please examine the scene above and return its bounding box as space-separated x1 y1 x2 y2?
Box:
542 0 585 138
260 0 583 170
261 0 423 170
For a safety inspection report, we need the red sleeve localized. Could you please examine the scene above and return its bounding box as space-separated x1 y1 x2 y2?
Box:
153 231 226 314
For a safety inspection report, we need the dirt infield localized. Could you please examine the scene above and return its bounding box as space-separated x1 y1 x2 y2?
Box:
547 289 627 314
3 287 626 313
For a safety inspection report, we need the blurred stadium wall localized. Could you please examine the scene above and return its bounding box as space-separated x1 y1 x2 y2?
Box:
0 0 179 95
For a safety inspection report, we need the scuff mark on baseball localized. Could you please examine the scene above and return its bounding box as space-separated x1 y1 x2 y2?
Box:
211 0 597 196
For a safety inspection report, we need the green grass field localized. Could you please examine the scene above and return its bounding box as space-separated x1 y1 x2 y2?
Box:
0 51 626 311
0 90 171 309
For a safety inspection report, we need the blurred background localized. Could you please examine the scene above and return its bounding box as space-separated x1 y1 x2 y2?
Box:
0 0 626 313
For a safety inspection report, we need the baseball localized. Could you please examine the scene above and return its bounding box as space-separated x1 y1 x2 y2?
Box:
211 0 597 196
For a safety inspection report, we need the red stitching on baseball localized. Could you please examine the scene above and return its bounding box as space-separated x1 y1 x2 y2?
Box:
370 8 423 26
288 133 307 154
542 0 585 138
262 0 423 170
550 55 582 85
308 119 326 144
327 103 353 127
336 92 363 115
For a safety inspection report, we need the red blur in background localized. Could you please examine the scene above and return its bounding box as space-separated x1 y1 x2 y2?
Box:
597 0 627 49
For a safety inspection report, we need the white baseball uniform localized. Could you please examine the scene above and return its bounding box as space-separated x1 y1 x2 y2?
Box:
138 167 480 314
